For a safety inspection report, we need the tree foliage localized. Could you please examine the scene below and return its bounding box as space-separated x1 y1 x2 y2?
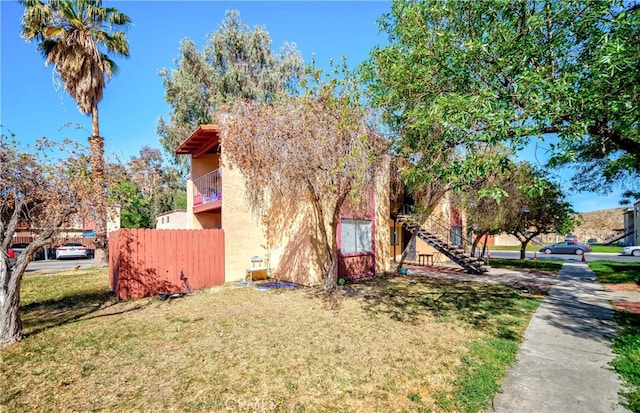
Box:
158 9 305 172
219 65 388 291
110 146 185 228
20 0 132 265
364 0 639 204
20 0 131 130
459 162 579 259
1 134 93 345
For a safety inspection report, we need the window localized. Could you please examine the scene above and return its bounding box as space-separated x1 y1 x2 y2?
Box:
341 219 372 254
166 216 170 223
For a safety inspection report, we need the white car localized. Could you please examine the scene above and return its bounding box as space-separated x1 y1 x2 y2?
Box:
621 246 640 257
55 242 88 259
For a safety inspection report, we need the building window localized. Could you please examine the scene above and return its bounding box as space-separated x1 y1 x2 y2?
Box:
166 216 170 223
341 219 372 254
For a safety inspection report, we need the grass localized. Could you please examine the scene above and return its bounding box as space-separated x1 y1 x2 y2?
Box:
589 244 624 254
0 268 542 412
611 312 640 413
487 258 564 274
588 261 640 284
588 261 640 412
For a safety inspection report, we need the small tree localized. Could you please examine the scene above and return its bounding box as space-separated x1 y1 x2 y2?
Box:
458 159 530 256
506 186 580 260
460 161 579 259
1 135 92 345
110 146 184 228
220 67 387 291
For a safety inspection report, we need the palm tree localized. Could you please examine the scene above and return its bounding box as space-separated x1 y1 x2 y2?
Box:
21 0 131 265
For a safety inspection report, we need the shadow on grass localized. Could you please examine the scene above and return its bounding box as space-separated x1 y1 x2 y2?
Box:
349 274 538 336
20 289 150 338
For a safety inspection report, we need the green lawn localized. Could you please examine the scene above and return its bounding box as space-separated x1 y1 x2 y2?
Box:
1 268 541 412
488 258 564 273
589 261 640 284
588 261 640 412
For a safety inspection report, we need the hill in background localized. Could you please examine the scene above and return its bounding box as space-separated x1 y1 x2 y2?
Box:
573 207 626 243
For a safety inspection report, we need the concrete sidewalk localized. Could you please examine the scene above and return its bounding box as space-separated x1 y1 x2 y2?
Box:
490 262 634 413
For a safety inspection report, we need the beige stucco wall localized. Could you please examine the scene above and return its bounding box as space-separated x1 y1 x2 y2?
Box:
220 156 269 283
219 152 390 285
268 200 321 286
375 154 391 273
155 210 188 229
185 144 390 285
186 176 196 229
192 153 220 179
220 162 324 285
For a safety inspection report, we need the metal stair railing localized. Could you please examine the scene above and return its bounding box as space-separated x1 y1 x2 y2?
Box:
397 214 487 274
604 228 633 245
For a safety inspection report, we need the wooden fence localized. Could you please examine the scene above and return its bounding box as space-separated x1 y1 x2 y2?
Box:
109 229 225 300
10 235 95 249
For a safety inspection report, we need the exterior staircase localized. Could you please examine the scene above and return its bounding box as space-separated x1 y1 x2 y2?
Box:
603 229 633 245
397 214 489 275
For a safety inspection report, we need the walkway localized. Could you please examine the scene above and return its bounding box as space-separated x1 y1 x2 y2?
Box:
489 262 633 413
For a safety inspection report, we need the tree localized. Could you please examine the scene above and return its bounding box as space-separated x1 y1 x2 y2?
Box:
110 146 185 228
1 135 93 345
21 0 131 266
456 162 521 257
158 9 305 173
364 0 640 204
505 179 580 260
460 162 580 259
113 181 151 228
219 66 388 291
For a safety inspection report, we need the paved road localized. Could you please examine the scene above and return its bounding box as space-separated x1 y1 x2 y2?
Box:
488 250 640 263
26 258 94 273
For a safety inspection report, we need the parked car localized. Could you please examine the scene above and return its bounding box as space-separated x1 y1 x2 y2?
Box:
564 234 579 242
587 238 598 244
9 243 28 256
621 246 640 257
9 242 46 260
540 241 592 255
55 242 89 259
7 248 17 269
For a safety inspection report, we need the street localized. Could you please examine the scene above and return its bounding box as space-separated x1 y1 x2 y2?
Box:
486 250 640 263
26 258 94 273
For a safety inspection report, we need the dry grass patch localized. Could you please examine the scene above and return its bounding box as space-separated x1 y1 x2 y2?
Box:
1 270 540 412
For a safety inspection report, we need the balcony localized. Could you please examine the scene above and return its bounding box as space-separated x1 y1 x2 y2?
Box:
193 168 222 213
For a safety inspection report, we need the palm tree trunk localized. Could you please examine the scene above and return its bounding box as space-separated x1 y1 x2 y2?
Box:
89 104 108 266
92 104 100 137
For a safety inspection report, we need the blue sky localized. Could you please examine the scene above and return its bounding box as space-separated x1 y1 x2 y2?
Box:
0 1 628 213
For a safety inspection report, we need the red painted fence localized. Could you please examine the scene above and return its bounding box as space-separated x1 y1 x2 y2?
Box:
109 229 225 300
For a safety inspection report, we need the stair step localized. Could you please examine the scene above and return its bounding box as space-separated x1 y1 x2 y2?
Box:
400 214 488 275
